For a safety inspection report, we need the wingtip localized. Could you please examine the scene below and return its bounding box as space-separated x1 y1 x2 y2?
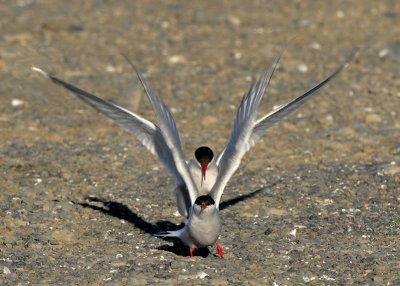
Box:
121 53 140 73
31 66 49 79
343 48 359 68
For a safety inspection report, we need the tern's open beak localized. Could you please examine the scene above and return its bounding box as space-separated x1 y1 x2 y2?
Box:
200 202 208 209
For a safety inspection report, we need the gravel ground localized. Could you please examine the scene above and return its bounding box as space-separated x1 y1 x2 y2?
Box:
1 0 400 285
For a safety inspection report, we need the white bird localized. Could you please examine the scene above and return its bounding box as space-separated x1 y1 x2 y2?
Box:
32 50 353 257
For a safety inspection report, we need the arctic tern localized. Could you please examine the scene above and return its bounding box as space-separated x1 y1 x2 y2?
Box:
32 50 353 257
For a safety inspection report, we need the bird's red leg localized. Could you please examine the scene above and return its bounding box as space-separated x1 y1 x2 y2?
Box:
189 248 194 257
216 241 223 257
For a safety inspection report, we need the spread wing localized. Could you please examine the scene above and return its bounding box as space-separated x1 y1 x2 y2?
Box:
211 54 281 207
250 54 353 144
211 52 354 207
32 67 195 203
123 60 199 206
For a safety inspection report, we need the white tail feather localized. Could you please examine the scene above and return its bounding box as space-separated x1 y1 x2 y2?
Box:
154 229 184 238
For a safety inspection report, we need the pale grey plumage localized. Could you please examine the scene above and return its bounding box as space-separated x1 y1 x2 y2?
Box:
210 52 354 208
32 66 196 218
32 50 353 256
211 53 282 207
157 200 221 250
127 62 198 209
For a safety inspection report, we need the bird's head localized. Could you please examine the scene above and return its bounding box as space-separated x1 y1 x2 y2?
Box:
193 195 216 215
194 146 214 184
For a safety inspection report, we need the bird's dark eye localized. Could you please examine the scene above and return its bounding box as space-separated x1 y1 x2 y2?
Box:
195 195 215 206
195 146 214 165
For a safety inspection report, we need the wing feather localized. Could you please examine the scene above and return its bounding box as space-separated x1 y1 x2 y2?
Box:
211 54 281 207
32 67 185 187
211 51 354 207
126 62 198 205
250 53 354 145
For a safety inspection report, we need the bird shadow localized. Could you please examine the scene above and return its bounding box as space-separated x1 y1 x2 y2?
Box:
219 186 269 211
73 186 270 257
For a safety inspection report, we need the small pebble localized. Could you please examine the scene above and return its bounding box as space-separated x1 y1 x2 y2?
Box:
233 50 242 59
11 99 24 107
3 266 11 275
16 0 34 7
105 65 121 73
227 15 241 27
321 114 334 125
161 21 170 29
202 115 218 126
320 274 336 281
169 55 187 64
365 113 382 124
297 64 308 73
300 19 312 26
336 10 345 18
383 165 400 176
197 271 209 279
379 48 389 58
303 276 317 282
310 42 322 50
170 107 181 114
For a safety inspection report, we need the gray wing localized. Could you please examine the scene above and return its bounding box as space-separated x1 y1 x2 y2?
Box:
211 52 354 208
126 62 199 206
32 67 186 188
211 54 281 207
250 54 353 144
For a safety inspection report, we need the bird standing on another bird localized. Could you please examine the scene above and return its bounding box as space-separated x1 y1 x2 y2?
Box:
32 49 353 257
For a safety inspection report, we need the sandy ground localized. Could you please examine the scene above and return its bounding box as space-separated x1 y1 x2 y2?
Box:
1 0 399 285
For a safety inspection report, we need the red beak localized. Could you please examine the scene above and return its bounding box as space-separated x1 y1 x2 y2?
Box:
201 163 208 185
201 202 208 209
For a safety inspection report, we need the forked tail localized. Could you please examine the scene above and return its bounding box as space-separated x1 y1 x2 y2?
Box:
154 228 184 238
